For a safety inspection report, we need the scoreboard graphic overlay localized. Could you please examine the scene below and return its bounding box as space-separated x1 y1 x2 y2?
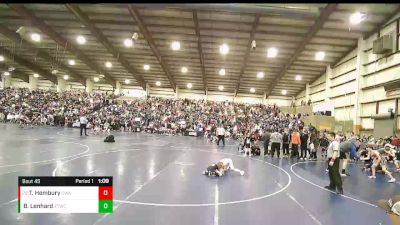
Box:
18 176 113 213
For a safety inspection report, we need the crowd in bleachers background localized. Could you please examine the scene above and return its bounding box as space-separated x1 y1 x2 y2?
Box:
0 88 306 136
0 87 399 150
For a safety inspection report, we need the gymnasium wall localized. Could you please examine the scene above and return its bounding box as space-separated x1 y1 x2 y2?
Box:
6 76 292 107
297 14 400 133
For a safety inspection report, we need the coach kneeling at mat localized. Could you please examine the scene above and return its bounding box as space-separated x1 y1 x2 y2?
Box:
377 195 400 225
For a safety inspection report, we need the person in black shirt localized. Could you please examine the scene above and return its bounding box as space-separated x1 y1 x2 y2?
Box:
243 132 254 157
300 129 309 160
320 134 330 159
202 163 222 176
263 129 271 156
282 129 291 157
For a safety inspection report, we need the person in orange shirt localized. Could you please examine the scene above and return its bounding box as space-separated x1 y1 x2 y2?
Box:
291 128 301 158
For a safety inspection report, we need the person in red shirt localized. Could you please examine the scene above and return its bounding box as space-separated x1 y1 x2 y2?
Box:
391 135 400 148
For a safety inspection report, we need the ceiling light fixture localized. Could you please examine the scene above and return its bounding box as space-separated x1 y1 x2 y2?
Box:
105 61 112 68
219 43 229 55
181 67 188 73
0 55 4 62
4 71 10 76
93 77 99 82
52 69 58 74
30 33 41 42
219 68 226 76
33 73 39 78
124 38 133 48
187 83 192 89
281 90 287 95
257 72 265 78
125 79 130 84
171 41 181 51
156 81 161 86
218 85 224 91
315 51 325 61
295 75 302 81
267 47 278 58
63 75 69 80
250 88 255 93
349 12 366 25
68 59 75 66
143 64 150 70
8 67 15 72
99 74 105 78
76 35 86 45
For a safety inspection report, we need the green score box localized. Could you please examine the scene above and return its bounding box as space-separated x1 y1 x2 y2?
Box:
99 200 113 213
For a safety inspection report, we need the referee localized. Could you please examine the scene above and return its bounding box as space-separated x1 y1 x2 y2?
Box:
325 131 343 195
216 124 225 146
80 114 88 136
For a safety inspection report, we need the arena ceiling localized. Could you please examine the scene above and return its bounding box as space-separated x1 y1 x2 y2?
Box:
0 4 399 97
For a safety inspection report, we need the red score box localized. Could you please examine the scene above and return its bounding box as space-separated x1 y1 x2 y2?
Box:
99 186 113 200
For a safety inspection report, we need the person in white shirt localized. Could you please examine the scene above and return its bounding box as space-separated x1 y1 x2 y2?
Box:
324 132 343 195
216 124 226 146
270 130 283 158
79 115 88 136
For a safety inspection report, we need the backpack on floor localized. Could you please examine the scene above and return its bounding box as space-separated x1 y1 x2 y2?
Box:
104 135 115 143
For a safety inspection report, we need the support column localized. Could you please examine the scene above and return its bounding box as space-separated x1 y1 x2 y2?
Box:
29 75 38 90
145 83 150 97
114 81 121 95
263 93 268 105
325 65 333 102
175 86 179 99
85 78 93 93
1 74 11 88
305 83 311 102
57 78 66 92
205 88 208 101
353 37 367 135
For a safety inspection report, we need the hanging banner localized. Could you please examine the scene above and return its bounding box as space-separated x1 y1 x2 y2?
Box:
312 100 335 116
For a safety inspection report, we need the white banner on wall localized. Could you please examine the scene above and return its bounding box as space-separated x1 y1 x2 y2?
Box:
312 100 335 115
121 89 146 97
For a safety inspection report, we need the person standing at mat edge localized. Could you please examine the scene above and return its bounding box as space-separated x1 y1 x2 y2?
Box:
270 129 282 158
291 128 300 158
325 131 343 195
216 124 225 146
80 114 88 136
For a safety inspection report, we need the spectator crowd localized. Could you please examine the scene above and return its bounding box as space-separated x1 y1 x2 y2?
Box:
0 87 306 139
1 88 399 163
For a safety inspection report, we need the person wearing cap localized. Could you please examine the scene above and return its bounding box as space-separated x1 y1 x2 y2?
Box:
383 143 400 172
364 144 396 183
324 131 343 195
377 195 400 225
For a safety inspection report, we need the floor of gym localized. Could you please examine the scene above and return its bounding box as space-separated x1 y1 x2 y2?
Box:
0 123 398 225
